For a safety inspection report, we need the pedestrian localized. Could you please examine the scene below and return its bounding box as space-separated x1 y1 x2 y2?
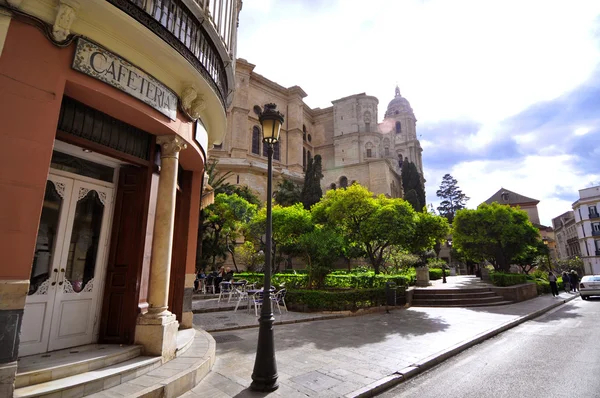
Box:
562 271 571 293
570 270 579 292
548 272 559 297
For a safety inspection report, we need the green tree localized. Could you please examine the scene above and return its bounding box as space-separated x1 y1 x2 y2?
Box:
201 193 257 270
274 178 302 207
408 210 451 254
246 203 314 272
297 226 344 288
452 202 540 272
436 174 470 223
401 160 426 212
220 184 261 208
513 240 548 274
301 154 323 209
312 184 417 274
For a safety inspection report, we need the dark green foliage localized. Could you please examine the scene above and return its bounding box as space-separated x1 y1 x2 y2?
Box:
286 288 401 312
489 272 528 286
274 178 302 207
301 155 324 209
453 203 541 272
436 174 470 223
401 160 426 212
233 271 413 289
428 268 444 280
220 184 261 207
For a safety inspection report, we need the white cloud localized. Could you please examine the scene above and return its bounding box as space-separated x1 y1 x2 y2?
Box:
574 127 592 136
426 154 600 225
237 0 600 125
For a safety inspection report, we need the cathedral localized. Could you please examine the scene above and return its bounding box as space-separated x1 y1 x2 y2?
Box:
210 59 424 200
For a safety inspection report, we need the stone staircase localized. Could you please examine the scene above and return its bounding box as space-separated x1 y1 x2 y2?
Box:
13 328 212 398
412 287 513 307
14 345 161 397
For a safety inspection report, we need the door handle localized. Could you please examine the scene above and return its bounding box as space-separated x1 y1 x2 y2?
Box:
51 268 58 286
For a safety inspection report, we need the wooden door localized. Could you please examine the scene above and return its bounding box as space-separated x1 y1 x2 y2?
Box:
99 166 149 344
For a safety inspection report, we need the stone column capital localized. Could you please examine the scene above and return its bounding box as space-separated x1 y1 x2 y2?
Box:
157 135 187 159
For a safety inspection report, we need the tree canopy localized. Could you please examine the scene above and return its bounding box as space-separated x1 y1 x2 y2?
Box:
436 174 470 223
311 184 444 274
452 202 541 272
274 178 302 207
401 160 426 212
301 154 323 209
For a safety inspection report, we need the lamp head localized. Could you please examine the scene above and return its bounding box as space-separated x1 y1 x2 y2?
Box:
259 103 284 144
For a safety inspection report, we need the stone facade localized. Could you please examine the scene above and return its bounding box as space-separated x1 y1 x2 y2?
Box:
572 185 600 274
210 59 424 200
552 211 581 260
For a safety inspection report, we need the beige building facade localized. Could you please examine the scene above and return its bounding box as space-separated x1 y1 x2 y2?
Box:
552 211 581 260
572 186 600 274
210 59 424 200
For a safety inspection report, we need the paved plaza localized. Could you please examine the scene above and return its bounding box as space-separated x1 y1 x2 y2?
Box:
186 278 579 398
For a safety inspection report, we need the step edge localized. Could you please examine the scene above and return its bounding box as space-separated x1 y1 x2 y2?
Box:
16 345 143 377
13 357 161 397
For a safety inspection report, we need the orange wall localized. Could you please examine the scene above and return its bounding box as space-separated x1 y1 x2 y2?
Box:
185 171 203 275
0 21 204 280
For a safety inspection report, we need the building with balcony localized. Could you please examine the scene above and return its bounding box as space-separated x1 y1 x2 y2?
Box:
211 59 423 200
572 185 600 274
552 211 581 260
0 0 241 395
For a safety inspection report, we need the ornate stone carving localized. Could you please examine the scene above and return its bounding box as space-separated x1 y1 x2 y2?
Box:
181 86 198 110
180 86 206 119
157 135 187 158
53 1 80 42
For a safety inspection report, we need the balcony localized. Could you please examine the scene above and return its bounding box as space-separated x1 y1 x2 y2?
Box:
592 229 600 237
108 0 237 107
596 250 600 256
590 212 600 220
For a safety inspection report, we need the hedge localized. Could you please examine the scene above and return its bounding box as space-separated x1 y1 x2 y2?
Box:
490 272 528 287
429 268 443 280
534 277 565 294
233 272 413 289
286 288 404 312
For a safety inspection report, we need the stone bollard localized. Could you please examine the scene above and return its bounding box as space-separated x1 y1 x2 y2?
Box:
416 266 430 287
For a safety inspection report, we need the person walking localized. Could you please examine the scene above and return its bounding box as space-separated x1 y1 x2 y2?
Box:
548 272 559 297
570 270 579 293
562 271 571 293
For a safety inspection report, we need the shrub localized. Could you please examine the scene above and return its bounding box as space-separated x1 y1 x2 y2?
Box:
286 288 404 311
490 272 528 287
234 271 414 289
427 258 447 269
429 268 443 280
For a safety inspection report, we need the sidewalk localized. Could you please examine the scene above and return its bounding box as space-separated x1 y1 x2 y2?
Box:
186 289 579 398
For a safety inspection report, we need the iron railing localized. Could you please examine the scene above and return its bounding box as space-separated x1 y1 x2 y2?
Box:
589 212 600 219
108 0 233 107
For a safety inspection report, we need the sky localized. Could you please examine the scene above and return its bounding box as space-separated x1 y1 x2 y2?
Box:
236 0 600 226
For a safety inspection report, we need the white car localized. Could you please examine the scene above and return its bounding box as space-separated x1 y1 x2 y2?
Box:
579 275 600 300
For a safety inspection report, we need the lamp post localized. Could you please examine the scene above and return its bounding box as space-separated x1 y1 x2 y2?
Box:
250 103 284 392
542 238 552 272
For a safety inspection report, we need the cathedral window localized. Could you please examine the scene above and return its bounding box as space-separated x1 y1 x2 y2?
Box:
366 142 373 158
303 124 307 141
274 142 280 161
385 147 389 156
366 148 372 158
395 121 402 134
303 147 306 170
330 183 336 190
340 176 348 188
263 140 268 157
252 126 260 154
307 150 312 162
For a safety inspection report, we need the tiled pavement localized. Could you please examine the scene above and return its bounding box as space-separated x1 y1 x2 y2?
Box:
187 283 580 397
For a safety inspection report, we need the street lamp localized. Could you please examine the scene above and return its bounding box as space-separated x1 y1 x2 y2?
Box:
442 239 451 283
542 238 552 271
250 103 284 392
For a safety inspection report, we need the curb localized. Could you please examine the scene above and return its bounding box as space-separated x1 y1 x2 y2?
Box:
346 293 580 398
201 306 402 333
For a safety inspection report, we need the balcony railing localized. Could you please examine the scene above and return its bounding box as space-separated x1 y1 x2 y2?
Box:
596 250 600 256
590 212 600 220
592 229 600 237
108 0 233 107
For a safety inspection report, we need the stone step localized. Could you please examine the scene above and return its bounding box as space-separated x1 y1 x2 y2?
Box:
412 300 514 308
14 356 161 398
412 296 506 306
413 287 493 295
412 291 499 300
16 345 142 389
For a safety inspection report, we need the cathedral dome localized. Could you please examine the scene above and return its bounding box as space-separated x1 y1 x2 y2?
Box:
385 86 414 118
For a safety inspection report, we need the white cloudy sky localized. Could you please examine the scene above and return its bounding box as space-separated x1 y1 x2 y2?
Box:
236 0 600 225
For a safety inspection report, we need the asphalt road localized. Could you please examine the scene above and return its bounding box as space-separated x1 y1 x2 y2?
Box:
378 296 600 398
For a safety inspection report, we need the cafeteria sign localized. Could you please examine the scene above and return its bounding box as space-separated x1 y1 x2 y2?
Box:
72 38 178 120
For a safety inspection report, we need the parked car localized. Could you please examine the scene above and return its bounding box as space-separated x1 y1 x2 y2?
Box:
579 275 600 300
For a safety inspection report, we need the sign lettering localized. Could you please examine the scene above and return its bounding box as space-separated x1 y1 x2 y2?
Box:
72 38 178 120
